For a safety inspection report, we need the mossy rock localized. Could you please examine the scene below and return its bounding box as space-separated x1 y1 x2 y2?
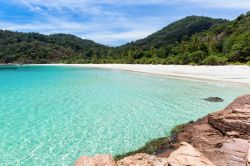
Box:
170 123 188 135
114 122 192 160
114 137 171 160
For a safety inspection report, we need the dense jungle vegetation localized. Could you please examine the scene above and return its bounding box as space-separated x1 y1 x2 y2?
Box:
0 12 250 65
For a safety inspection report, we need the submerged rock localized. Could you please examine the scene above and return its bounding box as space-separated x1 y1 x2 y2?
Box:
204 97 224 102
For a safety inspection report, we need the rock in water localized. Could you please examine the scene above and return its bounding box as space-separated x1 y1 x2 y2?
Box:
204 97 224 102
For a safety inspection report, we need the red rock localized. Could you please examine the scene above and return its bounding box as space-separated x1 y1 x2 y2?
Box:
219 138 249 166
158 94 250 166
226 131 240 137
75 155 116 166
166 142 216 166
247 142 250 166
75 95 250 166
117 153 168 166
208 95 250 139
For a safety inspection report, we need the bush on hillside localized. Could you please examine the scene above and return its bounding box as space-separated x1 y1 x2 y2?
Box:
188 50 207 64
203 55 228 65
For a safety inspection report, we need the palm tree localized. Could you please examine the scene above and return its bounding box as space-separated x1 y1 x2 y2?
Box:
180 41 189 56
204 33 214 56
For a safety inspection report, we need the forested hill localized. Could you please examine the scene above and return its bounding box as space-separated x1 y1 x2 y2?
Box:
122 16 227 50
115 12 250 65
0 31 110 63
0 12 250 65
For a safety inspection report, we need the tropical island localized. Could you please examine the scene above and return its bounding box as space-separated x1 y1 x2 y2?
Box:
0 3 250 166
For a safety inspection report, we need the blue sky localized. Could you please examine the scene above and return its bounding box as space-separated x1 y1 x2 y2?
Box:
0 0 250 46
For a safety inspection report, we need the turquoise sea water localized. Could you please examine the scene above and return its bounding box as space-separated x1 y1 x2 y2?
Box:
0 65 249 165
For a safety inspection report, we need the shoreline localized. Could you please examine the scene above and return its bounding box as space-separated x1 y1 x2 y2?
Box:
76 94 250 165
30 64 250 85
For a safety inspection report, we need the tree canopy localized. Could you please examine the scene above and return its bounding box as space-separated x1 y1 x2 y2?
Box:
0 12 250 65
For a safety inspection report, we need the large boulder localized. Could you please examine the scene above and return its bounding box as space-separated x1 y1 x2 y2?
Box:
208 94 250 139
158 94 250 166
248 143 250 166
75 155 117 166
166 142 216 166
117 153 168 166
117 143 215 166
219 138 249 166
75 143 214 166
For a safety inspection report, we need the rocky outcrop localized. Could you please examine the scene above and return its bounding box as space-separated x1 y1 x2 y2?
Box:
248 143 250 166
219 138 249 166
75 94 250 166
75 155 116 166
158 94 250 166
75 142 215 166
208 95 250 139
166 142 216 166
117 153 168 166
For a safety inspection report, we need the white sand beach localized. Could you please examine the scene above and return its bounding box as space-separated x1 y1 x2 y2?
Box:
37 64 250 85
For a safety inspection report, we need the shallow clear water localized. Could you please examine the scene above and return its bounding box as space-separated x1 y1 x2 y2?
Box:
0 65 249 165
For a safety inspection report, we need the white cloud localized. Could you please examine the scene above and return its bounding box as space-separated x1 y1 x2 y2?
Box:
2 0 250 46
12 0 250 10
184 0 250 9
0 15 165 46
83 30 156 45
